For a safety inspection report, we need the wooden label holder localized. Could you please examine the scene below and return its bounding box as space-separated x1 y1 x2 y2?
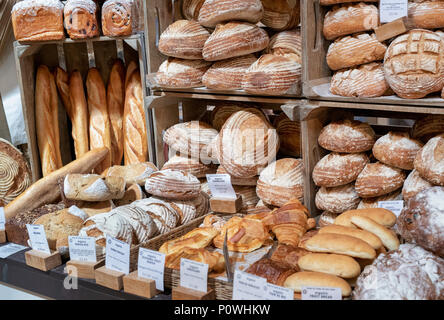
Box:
65 259 105 279
210 194 243 214
374 17 412 42
25 250 62 272
172 286 215 300
95 266 125 291
123 270 158 299
0 229 6 243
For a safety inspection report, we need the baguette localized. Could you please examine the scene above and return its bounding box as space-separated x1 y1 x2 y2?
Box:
49 70 62 168
4 148 109 220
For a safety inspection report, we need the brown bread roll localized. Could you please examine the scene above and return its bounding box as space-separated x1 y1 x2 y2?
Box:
414 134 444 186
156 58 212 88
402 169 434 201
412 115 444 143
285 271 352 297
334 208 397 228
64 0 99 39
357 189 402 209
273 112 301 157
350 215 400 251
266 29 302 64
298 253 361 279
315 183 360 214
261 0 300 31
319 224 382 250
409 1 444 29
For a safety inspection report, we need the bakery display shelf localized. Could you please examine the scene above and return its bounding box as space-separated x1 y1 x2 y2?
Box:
301 0 444 106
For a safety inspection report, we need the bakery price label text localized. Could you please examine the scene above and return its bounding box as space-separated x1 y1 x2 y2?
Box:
174 304 271 317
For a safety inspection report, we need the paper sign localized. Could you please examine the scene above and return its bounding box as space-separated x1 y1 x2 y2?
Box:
180 258 208 293
68 236 97 263
0 207 5 230
378 200 404 217
264 282 294 300
206 174 237 199
301 287 342 300
0 243 27 258
232 269 267 300
138 248 165 291
105 236 130 274
380 0 408 23
26 224 50 254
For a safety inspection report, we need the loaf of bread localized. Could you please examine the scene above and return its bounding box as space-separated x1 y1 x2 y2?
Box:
273 113 301 157
384 29 444 99
320 0 378 7
330 62 391 98
167 192 209 224
156 58 212 88
198 0 263 28
78 200 114 217
12 0 64 41
334 207 397 228
210 102 256 131
110 205 156 244
102 0 139 37
409 1 444 29
298 253 361 279
357 189 402 209
216 165 258 186
323 3 379 41
182 0 205 20
319 224 382 250
414 134 444 186
162 155 216 178
266 29 302 64
202 22 269 61
64 0 99 39
165 248 225 272
261 0 300 31
313 152 369 188
402 169 434 201
114 184 146 207
284 271 352 297
145 169 201 200
315 183 360 214
318 211 339 228
246 258 297 286
64 174 125 202
318 120 375 153
412 115 444 143
105 162 158 185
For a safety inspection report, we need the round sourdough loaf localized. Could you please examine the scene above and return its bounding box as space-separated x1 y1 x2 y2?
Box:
158 20 210 59
197 0 263 28
210 102 264 131
414 134 444 186
260 0 300 31
408 1 444 29
318 119 376 153
256 158 304 207
412 115 444 143
164 193 209 224
114 184 146 207
373 131 424 170
384 29 444 99
202 21 269 61
355 162 406 198
326 33 387 70
273 112 301 157
111 205 156 244
162 155 216 178
156 58 212 88
104 162 158 185
330 62 391 98
181 0 205 20
318 211 339 228
144 169 201 200
357 189 402 209
266 29 302 64
216 165 258 186
402 169 434 201
315 183 360 214
312 152 369 188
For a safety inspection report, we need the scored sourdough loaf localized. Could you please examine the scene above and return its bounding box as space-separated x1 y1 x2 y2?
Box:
357 189 402 209
318 211 339 228
197 0 263 28
144 169 201 200
64 174 126 202
256 158 304 207
202 21 269 61
402 169 434 201
355 162 406 198
323 3 379 41
110 205 156 244
318 119 375 153
210 102 262 131
64 0 99 39
334 207 397 228
326 33 387 71
216 165 258 186
266 29 302 64
284 271 352 297
162 154 216 178
260 0 300 31
315 183 360 214
182 0 205 20
414 134 444 186
318 224 382 250
158 20 210 59
273 112 301 157
156 58 212 88
312 152 369 188
373 132 424 170
409 1 444 29
298 253 361 279
114 184 146 207
412 115 444 143
166 192 209 224
351 215 400 251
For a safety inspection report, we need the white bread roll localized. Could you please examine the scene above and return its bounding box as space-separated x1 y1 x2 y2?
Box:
351 215 400 251
298 253 361 279
285 271 351 297
318 224 382 250
334 208 397 228
413 133 444 186
315 183 360 214
156 58 212 88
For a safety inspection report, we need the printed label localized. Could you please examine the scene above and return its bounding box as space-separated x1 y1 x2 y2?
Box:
105 236 130 274
138 248 165 291
378 200 404 217
264 282 294 300
0 207 5 230
232 270 267 300
301 287 342 300
380 0 408 23
206 174 237 199
26 224 50 254
0 243 27 258
180 258 208 293
68 236 97 263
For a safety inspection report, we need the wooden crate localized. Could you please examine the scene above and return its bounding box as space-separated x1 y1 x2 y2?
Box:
301 0 444 106
298 99 444 216
14 35 150 181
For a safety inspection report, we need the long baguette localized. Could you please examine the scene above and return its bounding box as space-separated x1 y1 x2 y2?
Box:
69 70 89 157
4 148 108 220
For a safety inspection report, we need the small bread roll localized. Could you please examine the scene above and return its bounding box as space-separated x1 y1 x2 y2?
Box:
318 224 382 249
315 183 360 214
350 216 400 251
334 208 397 228
284 271 352 297
298 253 361 279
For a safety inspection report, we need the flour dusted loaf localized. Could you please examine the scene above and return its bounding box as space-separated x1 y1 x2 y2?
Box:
402 169 434 201
409 1 444 29
323 3 379 41
273 113 301 157
64 174 126 201
326 33 386 71
156 58 212 88
266 29 302 64
12 0 64 41
158 20 210 59
357 189 402 209
320 0 378 4
256 158 304 207
414 134 444 186
373 131 424 170
105 162 158 185
216 165 258 186
182 0 205 20
318 119 376 153
202 22 269 61
261 0 300 31
64 0 99 39
330 62 390 98
384 29 444 99
166 192 209 224
313 152 369 188
210 102 259 131
315 183 360 214
198 0 263 28
144 169 201 200
318 211 339 228
412 115 444 143
355 162 406 198
162 155 216 178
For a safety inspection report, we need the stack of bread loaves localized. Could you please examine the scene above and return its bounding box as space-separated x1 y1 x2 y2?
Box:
155 0 302 95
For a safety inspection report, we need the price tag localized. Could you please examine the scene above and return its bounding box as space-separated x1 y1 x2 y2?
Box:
0 207 5 230
0 243 27 258
206 174 237 199
26 224 50 254
105 236 130 274
301 287 342 300
68 236 97 263
380 0 408 23
180 258 208 293
264 282 294 300
232 269 267 300
378 200 404 217
138 248 165 291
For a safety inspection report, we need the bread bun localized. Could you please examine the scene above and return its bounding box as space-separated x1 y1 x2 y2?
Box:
357 189 402 209
156 58 212 88
298 253 361 279
315 183 360 214
351 215 400 251
260 0 300 31
402 169 434 201
414 134 444 186
412 115 444 143
144 169 201 200
334 208 397 228
273 113 301 157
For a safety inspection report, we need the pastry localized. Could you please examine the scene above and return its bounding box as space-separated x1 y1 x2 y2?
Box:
165 247 225 272
246 258 297 286
334 208 397 228
284 271 352 297
102 0 140 37
298 253 361 279
156 58 212 88
64 0 99 39
159 227 219 255
162 155 216 178
104 162 158 185
350 215 400 251
260 0 300 31
266 29 302 64
315 183 360 214
402 169 434 201
144 169 201 200
318 224 382 250
270 244 310 269
414 134 444 186
412 115 444 143
64 174 126 202
273 112 301 157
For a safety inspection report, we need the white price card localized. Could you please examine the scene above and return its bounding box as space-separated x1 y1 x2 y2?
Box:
26 224 50 254
105 236 130 274
138 248 165 291
180 258 208 293
378 200 404 217
0 207 5 230
0 243 27 258
206 174 237 199
301 287 342 300
68 236 97 263
380 0 408 23
232 269 267 300
264 282 294 300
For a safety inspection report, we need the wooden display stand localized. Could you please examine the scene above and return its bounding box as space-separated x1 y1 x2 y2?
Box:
123 271 157 299
25 250 62 272
210 194 243 214
95 266 125 291
375 18 411 42
0 229 6 243
172 286 215 300
65 259 105 279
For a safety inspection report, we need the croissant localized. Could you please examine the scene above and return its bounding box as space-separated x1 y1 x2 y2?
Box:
165 247 225 273
159 227 219 255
